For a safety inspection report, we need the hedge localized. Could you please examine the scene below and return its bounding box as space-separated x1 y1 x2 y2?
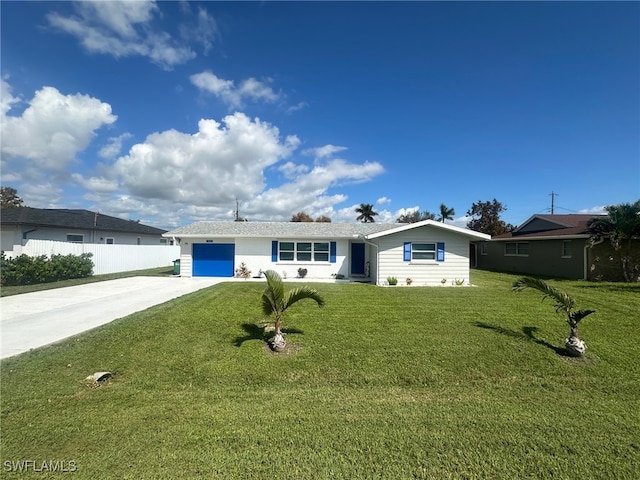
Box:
0 252 94 286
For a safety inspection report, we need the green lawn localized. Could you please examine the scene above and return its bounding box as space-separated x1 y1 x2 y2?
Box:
1 271 639 479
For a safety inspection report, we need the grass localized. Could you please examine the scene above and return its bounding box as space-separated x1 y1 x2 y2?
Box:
1 270 639 479
0 266 174 297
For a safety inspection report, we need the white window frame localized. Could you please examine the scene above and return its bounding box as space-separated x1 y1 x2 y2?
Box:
278 241 330 263
505 242 529 256
105 237 115 245
411 243 436 261
562 240 572 258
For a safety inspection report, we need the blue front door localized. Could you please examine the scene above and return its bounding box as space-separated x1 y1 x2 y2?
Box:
192 243 235 277
351 243 366 276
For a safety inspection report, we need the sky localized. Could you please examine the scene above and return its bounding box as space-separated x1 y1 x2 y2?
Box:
1 1 638 230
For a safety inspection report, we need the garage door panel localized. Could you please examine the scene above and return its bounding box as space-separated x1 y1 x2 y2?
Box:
193 243 235 277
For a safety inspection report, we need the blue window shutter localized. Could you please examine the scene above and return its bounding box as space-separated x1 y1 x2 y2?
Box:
437 242 445 262
330 242 336 263
403 242 411 262
272 241 278 262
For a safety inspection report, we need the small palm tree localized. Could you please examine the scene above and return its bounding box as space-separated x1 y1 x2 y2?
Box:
261 270 325 351
438 203 455 223
512 277 595 356
355 203 378 223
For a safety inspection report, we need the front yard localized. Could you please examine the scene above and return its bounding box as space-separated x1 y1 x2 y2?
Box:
1 271 638 479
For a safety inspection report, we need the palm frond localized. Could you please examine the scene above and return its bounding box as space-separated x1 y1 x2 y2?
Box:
512 277 574 313
282 286 325 313
261 270 284 316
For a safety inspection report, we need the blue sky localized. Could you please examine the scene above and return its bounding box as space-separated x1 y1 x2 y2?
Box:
1 1 638 229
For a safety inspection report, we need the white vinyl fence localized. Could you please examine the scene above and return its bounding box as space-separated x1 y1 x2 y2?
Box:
7 240 180 275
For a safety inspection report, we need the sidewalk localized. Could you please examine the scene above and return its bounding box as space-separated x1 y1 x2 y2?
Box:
0 276 222 360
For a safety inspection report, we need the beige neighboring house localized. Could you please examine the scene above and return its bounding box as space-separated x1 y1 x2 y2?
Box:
1 207 169 252
164 220 490 285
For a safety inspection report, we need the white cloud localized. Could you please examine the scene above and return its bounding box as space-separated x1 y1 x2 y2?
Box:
0 84 117 172
72 173 119 193
99 133 133 159
303 144 348 160
0 78 19 116
578 206 607 215
244 159 384 220
46 0 215 70
112 112 300 205
190 71 280 108
376 196 391 205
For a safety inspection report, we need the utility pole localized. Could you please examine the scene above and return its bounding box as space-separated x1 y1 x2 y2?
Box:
549 191 558 214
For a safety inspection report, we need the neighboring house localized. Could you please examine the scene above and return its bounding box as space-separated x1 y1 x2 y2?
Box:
473 213 621 280
1 207 169 252
163 220 490 285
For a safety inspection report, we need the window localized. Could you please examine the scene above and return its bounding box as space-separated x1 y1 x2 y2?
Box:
562 240 572 258
505 242 529 256
412 243 436 260
105 237 115 245
404 242 445 262
66 234 84 243
480 242 488 255
277 241 331 262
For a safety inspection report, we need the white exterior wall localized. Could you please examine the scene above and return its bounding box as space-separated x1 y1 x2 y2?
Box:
0 225 165 251
177 237 351 279
374 226 471 286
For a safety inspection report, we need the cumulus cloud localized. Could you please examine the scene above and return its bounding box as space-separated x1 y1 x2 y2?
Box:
0 84 117 172
244 158 385 220
99 133 133 159
376 196 391 205
71 173 119 193
0 78 19 116
190 71 280 108
112 112 300 205
46 0 216 70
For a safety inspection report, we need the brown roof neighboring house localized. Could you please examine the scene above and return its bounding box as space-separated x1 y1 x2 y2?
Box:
492 214 605 240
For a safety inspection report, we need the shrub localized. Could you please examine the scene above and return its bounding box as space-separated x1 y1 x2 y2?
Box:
387 276 398 286
0 252 93 286
234 262 251 279
297 268 308 278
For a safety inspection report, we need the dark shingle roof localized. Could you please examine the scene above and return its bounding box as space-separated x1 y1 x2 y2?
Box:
0 208 166 235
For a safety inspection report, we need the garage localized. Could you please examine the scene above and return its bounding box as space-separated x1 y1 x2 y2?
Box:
192 243 235 277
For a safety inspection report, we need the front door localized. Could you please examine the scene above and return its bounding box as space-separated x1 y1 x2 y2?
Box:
351 243 366 276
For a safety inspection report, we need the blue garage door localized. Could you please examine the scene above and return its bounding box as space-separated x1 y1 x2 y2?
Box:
192 243 235 277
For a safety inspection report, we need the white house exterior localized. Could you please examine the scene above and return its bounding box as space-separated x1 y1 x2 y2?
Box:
1 207 169 253
164 221 490 285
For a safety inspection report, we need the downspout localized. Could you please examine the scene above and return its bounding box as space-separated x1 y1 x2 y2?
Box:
359 234 380 285
22 228 38 246
585 237 604 280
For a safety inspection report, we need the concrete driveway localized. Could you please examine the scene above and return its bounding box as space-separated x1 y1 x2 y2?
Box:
0 276 223 360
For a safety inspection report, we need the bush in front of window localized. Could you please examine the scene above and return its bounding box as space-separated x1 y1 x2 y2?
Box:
297 268 308 278
387 276 398 286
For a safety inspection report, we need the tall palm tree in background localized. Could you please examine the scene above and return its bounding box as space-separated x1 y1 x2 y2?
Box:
355 203 378 223
587 200 640 282
438 204 455 223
